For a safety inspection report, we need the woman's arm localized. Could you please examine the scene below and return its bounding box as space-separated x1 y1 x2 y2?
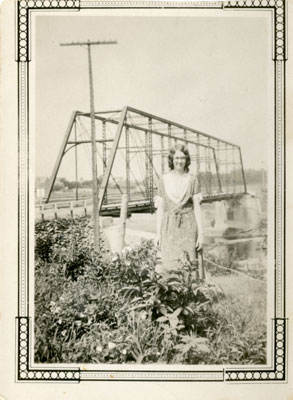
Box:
155 196 164 247
193 194 204 251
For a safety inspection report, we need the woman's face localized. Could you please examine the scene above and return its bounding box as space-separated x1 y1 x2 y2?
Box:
173 150 186 172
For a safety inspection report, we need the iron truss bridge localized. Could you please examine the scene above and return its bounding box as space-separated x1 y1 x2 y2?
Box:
45 106 247 215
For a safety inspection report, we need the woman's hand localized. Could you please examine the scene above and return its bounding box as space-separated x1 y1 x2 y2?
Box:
196 232 204 251
154 234 161 248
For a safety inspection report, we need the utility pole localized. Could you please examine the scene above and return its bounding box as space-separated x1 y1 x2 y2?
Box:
60 40 117 251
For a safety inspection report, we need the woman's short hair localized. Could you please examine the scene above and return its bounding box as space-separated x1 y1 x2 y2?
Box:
168 144 191 172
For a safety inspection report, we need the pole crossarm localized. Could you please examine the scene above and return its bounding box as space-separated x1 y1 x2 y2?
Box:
60 41 118 46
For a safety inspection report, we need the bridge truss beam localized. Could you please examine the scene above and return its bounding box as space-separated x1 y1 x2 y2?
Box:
45 106 247 214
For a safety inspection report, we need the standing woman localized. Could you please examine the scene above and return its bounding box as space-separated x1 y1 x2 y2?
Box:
155 144 204 272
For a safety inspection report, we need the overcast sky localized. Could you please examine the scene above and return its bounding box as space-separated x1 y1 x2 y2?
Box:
33 11 273 180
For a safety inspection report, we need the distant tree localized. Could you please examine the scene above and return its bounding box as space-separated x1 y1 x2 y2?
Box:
66 181 75 190
59 177 69 187
80 178 104 188
80 180 91 188
53 181 65 191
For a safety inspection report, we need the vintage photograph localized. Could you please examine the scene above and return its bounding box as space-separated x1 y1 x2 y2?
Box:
32 10 273 368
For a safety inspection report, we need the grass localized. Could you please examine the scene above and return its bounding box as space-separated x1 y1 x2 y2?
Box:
212 274 266 302
205 273 267 364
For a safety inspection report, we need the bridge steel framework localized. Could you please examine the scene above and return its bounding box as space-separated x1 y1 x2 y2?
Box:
46 106 247 215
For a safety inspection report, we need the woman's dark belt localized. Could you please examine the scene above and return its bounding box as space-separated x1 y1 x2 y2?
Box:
164 207 193 231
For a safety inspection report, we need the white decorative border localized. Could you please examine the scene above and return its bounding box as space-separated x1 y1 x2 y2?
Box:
16 0 287 382
275 60 285 318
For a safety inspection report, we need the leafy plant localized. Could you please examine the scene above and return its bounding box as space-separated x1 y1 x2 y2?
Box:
34 217 267 365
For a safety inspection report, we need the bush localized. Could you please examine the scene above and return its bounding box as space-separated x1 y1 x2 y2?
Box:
34 217 266 365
